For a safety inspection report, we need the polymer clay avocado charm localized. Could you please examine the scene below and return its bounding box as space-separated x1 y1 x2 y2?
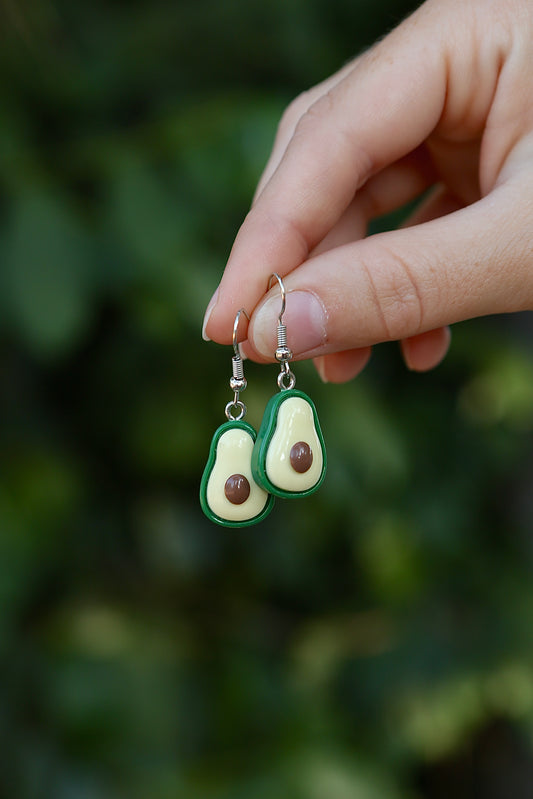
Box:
251 388 326 498
200 420 274 527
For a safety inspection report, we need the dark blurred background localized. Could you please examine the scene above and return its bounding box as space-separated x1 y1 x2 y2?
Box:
2 1 533 797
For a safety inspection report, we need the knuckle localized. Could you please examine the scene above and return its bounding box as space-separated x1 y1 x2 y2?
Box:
276 91 313 142
293 91 336 138
363 245 425 341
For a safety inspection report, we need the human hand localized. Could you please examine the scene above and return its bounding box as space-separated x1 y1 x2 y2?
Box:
202 0 533 383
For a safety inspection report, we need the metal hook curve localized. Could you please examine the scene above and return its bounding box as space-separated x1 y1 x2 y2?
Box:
232 308 250 359
268 273 286 325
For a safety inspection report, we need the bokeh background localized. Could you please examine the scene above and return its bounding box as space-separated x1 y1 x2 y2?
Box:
2 0 533 797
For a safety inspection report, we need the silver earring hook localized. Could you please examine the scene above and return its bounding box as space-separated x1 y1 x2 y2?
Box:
232 308 250 359
267 273 296 391
268 273 286 326
226 308 250 421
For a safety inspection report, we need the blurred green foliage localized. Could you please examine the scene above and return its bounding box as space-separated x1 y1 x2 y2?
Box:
2 1 533 797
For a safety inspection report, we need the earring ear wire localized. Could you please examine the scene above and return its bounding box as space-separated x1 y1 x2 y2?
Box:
268 273 296 391
226 308 250 421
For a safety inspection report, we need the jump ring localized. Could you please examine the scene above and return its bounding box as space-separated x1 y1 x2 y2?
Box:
277 370 296 391
225 399 247 421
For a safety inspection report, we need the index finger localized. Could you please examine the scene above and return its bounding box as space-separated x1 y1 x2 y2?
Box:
204 2 448 344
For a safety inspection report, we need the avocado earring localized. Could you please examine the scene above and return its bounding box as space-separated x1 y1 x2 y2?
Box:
200 309 275 527
251 274 327 498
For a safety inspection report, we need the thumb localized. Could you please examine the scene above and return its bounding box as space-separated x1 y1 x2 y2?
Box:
248 182 533 360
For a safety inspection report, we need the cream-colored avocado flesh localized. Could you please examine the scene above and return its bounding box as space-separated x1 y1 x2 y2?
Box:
206 427 270 522
265 396 323 491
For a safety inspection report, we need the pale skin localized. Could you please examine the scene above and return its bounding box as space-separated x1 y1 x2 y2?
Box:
203 0 533 383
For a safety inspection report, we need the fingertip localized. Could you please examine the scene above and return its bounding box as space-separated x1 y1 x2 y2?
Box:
314 348 372 384
401 326 451 372
202 286 255 348
314 356 329 383
202 287 219 342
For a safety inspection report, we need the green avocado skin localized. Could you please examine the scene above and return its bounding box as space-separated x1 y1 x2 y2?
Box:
200 420 275 527
251 389 326 499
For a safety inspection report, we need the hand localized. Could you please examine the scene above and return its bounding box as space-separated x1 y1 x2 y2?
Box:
203 0 533 383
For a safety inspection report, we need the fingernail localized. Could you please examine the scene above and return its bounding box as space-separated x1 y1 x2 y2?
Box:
401 339 416 371
202 287 219 341
314 356 329 383
252 290 328 358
